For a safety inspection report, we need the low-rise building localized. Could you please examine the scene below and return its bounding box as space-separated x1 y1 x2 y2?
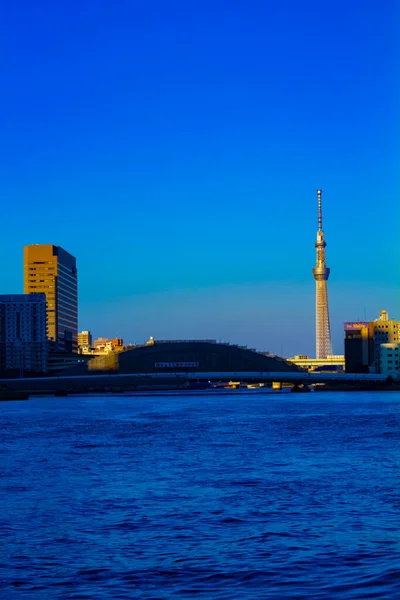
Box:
93 337 125 353
67 340 302 376
380 343 400 377
344 311 400 373
78 330 92 347
47 352 92 374
79 337 127 356
372 311 399 372
111 338 125 352
78 344 93 355
287 355 345 372
93 337 110 350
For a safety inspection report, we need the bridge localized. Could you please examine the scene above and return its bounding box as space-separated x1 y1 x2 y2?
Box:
0 371 396 399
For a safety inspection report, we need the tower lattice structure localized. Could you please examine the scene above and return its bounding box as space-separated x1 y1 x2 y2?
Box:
312 189 332 359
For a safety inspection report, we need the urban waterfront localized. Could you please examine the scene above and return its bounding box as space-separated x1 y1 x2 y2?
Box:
1 392 399 599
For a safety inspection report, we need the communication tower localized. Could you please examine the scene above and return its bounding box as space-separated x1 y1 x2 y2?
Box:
312 190 333 358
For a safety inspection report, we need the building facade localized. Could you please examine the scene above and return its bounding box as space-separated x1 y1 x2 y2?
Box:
380 343 400 377
78 330 92 349
288 354 345 372
344 311 399 373
78 337 126 357
24 245 78 353
344 322 370 373
93 337 109 349
0 294 47 375
371 311 399 373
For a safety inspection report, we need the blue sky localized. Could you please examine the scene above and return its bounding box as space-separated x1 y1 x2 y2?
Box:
1 0 398 356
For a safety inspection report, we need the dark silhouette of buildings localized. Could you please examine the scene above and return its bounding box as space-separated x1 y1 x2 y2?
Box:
66 340 301 375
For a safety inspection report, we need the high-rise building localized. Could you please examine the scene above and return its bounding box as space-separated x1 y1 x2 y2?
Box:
24 245 78 353
78 330 92 347
0 294 47 374
312 190 332 359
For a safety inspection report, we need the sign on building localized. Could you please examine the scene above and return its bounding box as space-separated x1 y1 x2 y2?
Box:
344 322 369 331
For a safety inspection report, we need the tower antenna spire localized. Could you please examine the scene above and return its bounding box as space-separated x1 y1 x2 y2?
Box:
317 189 323 231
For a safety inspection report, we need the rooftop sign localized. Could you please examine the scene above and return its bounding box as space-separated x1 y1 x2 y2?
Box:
344 322 369 331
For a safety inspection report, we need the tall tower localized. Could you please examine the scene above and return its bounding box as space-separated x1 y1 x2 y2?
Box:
24 245 78 353
312 190 332 358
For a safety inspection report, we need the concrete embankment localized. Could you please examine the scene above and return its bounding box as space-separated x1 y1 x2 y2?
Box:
0 375 189 400
0 391 30 401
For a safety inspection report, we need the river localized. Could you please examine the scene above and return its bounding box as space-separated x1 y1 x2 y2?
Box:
1 391 399 599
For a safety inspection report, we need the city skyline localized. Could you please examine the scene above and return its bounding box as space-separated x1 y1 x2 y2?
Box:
1 201 398 358
1 0 398 356
1 6 399 598
77 283 398 357
1 192 398 357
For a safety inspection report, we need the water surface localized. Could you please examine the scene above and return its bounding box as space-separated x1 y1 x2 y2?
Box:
1 391 399 599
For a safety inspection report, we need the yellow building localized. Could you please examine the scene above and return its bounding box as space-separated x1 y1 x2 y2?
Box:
24 244 78 353
78 330 92 347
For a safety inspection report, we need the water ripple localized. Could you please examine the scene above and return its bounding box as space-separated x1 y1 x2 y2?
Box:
0 391 399 599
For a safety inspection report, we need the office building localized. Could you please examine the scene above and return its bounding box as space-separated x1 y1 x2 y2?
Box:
0 294 47 374
371 310 399 372
380 343 400 377
344 322 370 373
344 311 399 373
78 330 92 347
312 190 333 359
24 245 78 353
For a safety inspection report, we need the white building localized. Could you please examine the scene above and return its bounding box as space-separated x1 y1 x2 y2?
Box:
373 310 399 372
380 343 400 377
0 294 48 373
